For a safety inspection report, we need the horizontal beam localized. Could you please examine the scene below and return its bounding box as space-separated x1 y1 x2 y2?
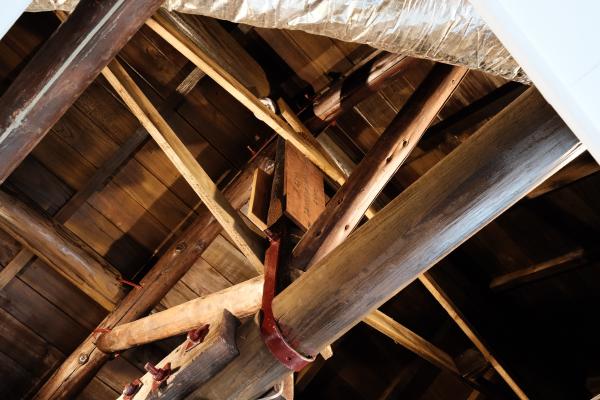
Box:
0 0 163 183
102 60 265 273
97 276 263 353
0 190 124 310
190 88 582 399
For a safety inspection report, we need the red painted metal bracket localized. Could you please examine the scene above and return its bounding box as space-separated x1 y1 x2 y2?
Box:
260 234 314 371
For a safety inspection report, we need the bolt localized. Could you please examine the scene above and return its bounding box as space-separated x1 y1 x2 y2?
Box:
187 324 210 343
174 242 187 254
78 353 89 365
145 362 171 383
122 379 142 397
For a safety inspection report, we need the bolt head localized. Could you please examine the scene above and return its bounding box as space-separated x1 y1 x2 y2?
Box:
78 353 89 364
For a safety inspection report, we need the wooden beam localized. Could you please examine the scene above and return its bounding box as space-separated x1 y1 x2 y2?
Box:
0 0 164 183
102 60 265 273
247 168 273 231
34 142 275 400
189 88 583 399
97 276 263 353
0 249 33 290
363 310 459 374
301 53 417 133
0 190 124 310
145 11 347 187
419 273 528 399
291 64 468 271
116 310 239 400
527 152 599 198
489 247 588 291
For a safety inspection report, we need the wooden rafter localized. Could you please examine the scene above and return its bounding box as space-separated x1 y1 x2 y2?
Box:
0 0 164 183
0 190 124 310
102 60 265 273
188 88 583 399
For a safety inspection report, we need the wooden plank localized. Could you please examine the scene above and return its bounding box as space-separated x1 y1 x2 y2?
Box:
34 143 275 400
190 88 582 399
291 64 468 271
528 152 599 198
146 11 347 187
97 276 263 353
284 141 326 231
489 247 589 291
0 248 33 290
0 0 164 183
102 60 265 273
116 310 239 400
247 168 273 231
363 310 459 374
0 190 124 310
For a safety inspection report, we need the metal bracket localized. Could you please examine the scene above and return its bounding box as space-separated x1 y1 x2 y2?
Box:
259 234 314 371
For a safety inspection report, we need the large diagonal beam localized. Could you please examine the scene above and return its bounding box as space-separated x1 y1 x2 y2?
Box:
188 88 583 399
34 142 275 399
102 60 265 273
291 63 467 270
0 190 124 310
0 0 164 183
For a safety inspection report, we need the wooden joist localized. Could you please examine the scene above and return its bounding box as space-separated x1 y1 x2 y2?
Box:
97 276 263 353
189 88 583 399
116 310 239 400
363 310 459 374
0 190 124 310
34 143 275 400
489 247 588 291
291 63 468 271
0 0 164 183
102 60 265 273
145 11 348 187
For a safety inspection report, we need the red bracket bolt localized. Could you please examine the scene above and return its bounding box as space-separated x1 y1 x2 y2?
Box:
145 362 171 391
184 324 210 352
122 379 142 399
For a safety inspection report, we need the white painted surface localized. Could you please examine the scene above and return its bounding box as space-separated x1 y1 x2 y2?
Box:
0 1 31 40
471 0 600 163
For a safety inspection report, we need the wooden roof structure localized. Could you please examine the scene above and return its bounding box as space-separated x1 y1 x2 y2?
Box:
0 2 599 399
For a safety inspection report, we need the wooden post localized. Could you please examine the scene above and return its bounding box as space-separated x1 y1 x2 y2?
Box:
291 64 468 271
97 276 263 353
189 88 583 399
0 190 124 310
0 0 164 183
102 60 265 273
34 143 275 400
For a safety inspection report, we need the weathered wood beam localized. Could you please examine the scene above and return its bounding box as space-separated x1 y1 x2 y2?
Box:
102 60 265 273
0 190 124 310
291 63 468 271
363 310 459 374
301 53 417 133
489 247 588 291
116 310 239 400
189 88 583 399
419 273 528 399
145 11 347 187
97 276 263 353
34 142 275 400
0 0 164 183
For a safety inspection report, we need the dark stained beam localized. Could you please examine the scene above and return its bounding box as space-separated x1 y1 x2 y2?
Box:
189 88 582 399
0 0 164 183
